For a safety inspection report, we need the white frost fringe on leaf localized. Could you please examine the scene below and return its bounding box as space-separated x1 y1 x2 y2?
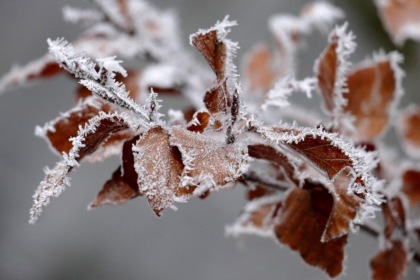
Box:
225 193 284 239
29 111 134 224
189 16 239 80
261 77 316 110
48 38 150 124
254 123 384 225
0 54 57 94
315 23 356 130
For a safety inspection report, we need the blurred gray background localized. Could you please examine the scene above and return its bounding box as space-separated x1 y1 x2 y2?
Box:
0 0 419 279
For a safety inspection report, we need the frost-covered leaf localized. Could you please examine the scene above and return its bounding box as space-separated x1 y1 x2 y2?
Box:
190 16 237 82
344 52 404 142
247 144 297 185
35 97 109 155
321 174 363 241
48 38 149 122
169 127 249 196
375 0 420 45
226 193 282 238
190 17 238 115
133 126 189 216
30 112 133 223
187 110 211 133
275 186 348 278
315 24 355 128
89 167 140 208
370 239 409 280
398 105 420 158
0 55 64 93
253 124 382 232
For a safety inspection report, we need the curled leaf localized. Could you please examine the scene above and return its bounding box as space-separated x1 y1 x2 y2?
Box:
344 52 403 142
170 127 249 196
370 240 408 280
30 112 132 223
315 24 355 127
133 126 188 216
226 193 282 238
89 167 140 208
275 186 348 278
35 97 109 155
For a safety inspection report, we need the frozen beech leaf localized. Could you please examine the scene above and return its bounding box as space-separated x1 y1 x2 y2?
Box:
91 134 140 208
0 55 64 93
255 125 381 202
344 52 403 142
89 167 140 208
187 110 211 133
84 129 134 162
35 97 110 155
204 83 230 114
399 168 420 229
321 174 363 241
375 0 420 45
170 127 249 196
30 112 132 223
226 194 282 238
133 126 189 216
243 44 276 93
190 30 226 81
370 240 408 280
315 24 355 126
288 134 352 179
190 17 238 114
398 105 420 158
275 186 347 278
401 169 420 206
247 144 297 185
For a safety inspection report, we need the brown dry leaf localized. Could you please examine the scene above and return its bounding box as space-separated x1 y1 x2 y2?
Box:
227 193 282 238
187 110 211 133
169 127 248 194
133 126 190 216
345 53 401 142
317 32 340 113
370 240 408 280
191 29 226 82
398 105 420 157
73 113 131 161
275 186 348 278
90 135 142 208
37 98 110 155
287 135 353 179
203 83 230 114
247 144 297 185
321 174 363 242
375 0 420 45
401 169 420 205
191 22 236 115
89 167 140 208
243 44 276 93
0 56 65 93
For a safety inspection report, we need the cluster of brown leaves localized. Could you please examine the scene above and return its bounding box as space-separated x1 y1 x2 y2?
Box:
2 1 420 279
